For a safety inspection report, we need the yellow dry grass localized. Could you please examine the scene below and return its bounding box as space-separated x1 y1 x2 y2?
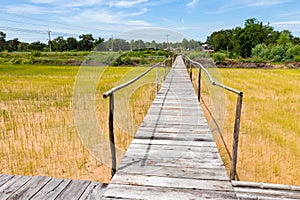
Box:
0 64 164 183
193 68 300 185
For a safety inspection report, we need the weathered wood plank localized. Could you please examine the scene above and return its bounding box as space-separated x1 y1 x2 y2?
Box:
130 138 218 147
117 165 229 181
8 175 51 199
80 184 107 200
102 184 237 200
79 182 107 200
232 181 300 200
0 175 31 199
110 174 233 192
0 174 14 187
30 178 71 200
56 179 91 199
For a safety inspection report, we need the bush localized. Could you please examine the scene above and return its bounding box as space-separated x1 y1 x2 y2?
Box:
121 55 132 65
294 56 300 62
212 52 226 64
286 45 300 60
31 50 41 57
252 44 269 59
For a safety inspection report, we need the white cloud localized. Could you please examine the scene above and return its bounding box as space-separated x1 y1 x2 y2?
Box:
5 4 73 14
186 0 198 7
127 20 151 26
271 21 300 33
110 0 148 8
212 0 290 13
30 0 104 7
272 21 300 25
63 10 117 24
128 8 148 17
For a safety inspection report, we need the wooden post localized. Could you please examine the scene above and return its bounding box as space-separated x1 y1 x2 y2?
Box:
163 60 166 81
230 93 243 180
198 68 201 101
189 61 192 81
156 64 159 94
109 94 116 178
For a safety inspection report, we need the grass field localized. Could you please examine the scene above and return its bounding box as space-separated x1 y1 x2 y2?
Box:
195 68 300 185
0 64 164 183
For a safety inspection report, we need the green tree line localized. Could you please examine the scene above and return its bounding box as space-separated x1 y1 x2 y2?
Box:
0 31 202 52
206 18 300 62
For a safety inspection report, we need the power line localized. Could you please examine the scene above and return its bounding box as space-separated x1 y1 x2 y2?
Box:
0 25 79 37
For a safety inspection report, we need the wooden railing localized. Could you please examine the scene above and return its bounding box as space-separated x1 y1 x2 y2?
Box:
183 55 243 181
103 59 171 178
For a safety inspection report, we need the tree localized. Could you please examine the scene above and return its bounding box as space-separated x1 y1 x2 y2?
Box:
6 38 20 51
233 18 273 57
0 32 6 51
66 37 78 51
52 36 67 52
277 30 292 46
207 29 234 51
78 34 94 51
28 41 46 51
94 37 105 51
18 42 29 52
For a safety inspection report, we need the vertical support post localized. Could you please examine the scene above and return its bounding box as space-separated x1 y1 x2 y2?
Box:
230 93 243 180
189 61 192 81
156 64 159 94
163 60 166 81
198 67 201 101
109 94 116 178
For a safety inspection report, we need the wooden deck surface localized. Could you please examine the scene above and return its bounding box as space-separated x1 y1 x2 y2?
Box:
0 173 107 199
101 56 237 199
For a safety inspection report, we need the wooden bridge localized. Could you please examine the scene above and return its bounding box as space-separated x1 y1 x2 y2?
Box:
1 56 299 199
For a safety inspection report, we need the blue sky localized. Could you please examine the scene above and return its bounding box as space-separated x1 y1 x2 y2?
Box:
0 0 300 43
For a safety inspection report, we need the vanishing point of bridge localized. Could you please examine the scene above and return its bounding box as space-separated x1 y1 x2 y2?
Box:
0 56 299 199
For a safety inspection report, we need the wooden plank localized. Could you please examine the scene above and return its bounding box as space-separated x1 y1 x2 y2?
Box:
0 174 14 187
82 183 108 200
117 165 229 181
130 138 218 147
30 178 71 200
232 181 300 200
0 175 31 199
120 156 225 169
102 184 236 200
110 174 234 192
56 179 91 199
233 187 300 199
8 176 51 199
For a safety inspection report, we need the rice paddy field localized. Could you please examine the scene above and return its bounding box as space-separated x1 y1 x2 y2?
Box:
0 64 162 183
194 68 300 185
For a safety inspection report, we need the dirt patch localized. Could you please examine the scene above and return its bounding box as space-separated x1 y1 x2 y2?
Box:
217 59 300 69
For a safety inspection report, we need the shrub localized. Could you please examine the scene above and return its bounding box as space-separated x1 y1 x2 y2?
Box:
294 56 300 62
121 55 132 65
212 52 226 64
252 44 269 59
286 45 300 60
31 50 41 57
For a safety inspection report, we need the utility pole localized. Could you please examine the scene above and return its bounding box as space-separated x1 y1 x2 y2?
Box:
165 33 169 50
47 30 52 52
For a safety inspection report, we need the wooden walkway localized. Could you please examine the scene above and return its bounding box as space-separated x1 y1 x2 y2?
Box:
101 56 237 199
